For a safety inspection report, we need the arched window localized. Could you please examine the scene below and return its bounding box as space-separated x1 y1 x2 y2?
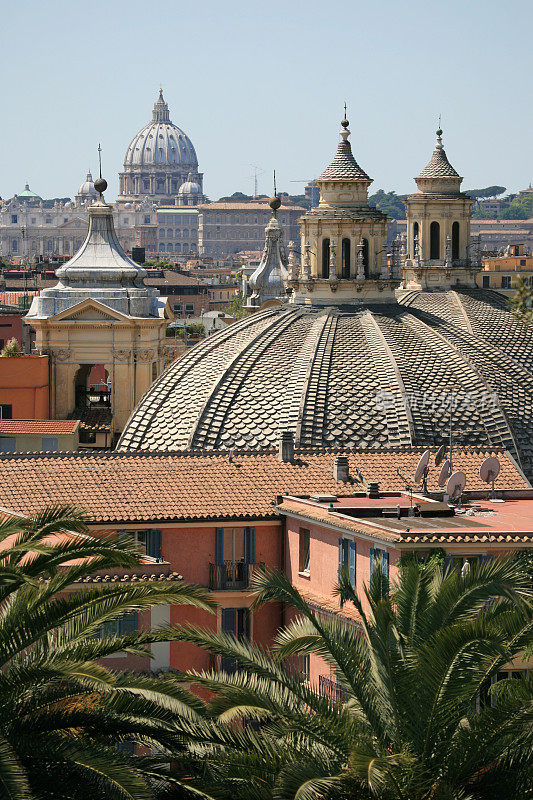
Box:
167 243 173 252
322 238 330 278
362 238 369 278
159 228 165 238
167 228 173 238
452 222 460 261
430 221 440 260
413 221 419 256
158 243 165 252
341 238 351 279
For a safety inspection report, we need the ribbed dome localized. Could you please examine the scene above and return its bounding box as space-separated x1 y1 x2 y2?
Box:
77 171 97 198
118 290 533 483
178 173 202 195
123 90 198 168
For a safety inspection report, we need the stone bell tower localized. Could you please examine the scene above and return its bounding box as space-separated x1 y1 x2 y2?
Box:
403 127 477 290
288 111 401 305
26 174 168 439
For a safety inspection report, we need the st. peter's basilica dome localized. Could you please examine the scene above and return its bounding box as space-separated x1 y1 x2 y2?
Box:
123 90 198 168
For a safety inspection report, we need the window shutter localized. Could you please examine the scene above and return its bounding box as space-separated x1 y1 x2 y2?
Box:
244 527 255 564
215 528 224 565
338 538 343 580
370 548 375 575
241 608 251 640
120 612 138 635
147 530 163 560
221 607 236 634
349 541 356 589
382 550 389 580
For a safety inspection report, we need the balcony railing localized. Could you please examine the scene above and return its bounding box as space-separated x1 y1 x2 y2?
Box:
319 674 349 704
208 561 264 590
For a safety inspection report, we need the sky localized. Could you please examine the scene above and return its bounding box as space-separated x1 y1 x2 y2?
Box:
0 0 531 202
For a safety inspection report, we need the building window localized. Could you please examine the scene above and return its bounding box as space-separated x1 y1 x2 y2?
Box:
452 221 460 261
520 259 526 267
221 608 250 640
11 215 17 224
96 612 138 639
430 221 440 260
301 654 310 681
12 240 18 252
0 437 16 453
482 275 490 288
299 528 310 574
370 547 389 589
173 303 182 312
144 180 150 191
322 238 330 278
159 229 165 238
0 404 13 419
137 530 163 560
41 437 58 451
338 538 356 588
501 276 512 289
341 238 351 279
144 215 151 224
185 303 194 313
45 217 52 224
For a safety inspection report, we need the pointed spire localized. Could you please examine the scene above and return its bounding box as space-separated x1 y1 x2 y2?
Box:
416 123 461 182
152 88 170 123
318 115 370 182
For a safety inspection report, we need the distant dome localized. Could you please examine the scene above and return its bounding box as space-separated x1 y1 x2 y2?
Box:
124 202 132 209
18 184 41 200
77 172 97 198
179 173 202 195
124 90 197 168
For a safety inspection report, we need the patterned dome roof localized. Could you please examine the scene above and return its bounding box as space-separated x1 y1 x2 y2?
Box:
118 290 533 484
123 90 198 168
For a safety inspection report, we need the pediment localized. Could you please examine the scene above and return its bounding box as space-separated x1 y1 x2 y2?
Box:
58 217 87 229
51 298 131 323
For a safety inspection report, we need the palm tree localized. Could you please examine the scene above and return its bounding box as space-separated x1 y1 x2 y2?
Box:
0 505 214 800
170 558 533 800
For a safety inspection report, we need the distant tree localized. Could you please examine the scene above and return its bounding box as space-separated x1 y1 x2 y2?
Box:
0 338 21 357
288 194 312 210
224 290 248 319
510 275 533 325
369 189 406 219
186 322 205 338
499 194 533 220
465 185 506 199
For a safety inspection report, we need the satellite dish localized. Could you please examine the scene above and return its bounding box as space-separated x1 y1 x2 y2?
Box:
414 449 431 483
479 457 501 500
437 459 451 487
479 457 501 483
435 444 447 467
446 471 467 504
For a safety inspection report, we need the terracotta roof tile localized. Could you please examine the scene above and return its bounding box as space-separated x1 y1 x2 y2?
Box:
0 420 79 435
0 447 526 524
68 407 112 432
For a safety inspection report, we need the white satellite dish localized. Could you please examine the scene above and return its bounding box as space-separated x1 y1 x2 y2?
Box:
479 457 501 499
414 449 431 483
437 459 451 487
435 444 447 467
446 471 467 504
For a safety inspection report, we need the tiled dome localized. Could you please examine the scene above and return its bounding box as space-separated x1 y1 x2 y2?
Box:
118 291 533 484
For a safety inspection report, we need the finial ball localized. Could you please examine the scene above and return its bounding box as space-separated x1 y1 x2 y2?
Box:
269 195 281 211
94 177 108 195
341 118 349 129
436 128 443 137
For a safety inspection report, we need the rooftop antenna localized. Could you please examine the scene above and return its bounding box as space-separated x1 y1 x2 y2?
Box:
479 456 501 501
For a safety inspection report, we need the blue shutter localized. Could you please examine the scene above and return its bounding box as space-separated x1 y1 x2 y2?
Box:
215 528 224 565
245 527 255 564
243 608 251 640
338 538 343 580
119 612 138 635
349 541 356 589
147 530 162 560
382 550 389 581
221 608 236 634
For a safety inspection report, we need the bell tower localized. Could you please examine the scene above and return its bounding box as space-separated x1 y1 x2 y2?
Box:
403 127 477 290
26 173 168 441
288 111 401 305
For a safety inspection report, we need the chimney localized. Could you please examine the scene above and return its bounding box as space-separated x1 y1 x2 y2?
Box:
367 481 380 498
278 430 294 463
333 454 349 482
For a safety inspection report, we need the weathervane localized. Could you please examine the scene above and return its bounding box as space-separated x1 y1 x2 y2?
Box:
94 143 107 198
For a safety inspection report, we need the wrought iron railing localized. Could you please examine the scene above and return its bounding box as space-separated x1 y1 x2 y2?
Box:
318 674 349 704
208 561 264 590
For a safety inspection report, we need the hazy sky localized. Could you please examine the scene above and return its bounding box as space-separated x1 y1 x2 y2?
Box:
1 0 531 202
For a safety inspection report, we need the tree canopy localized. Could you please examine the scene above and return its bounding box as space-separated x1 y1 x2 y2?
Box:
368 190 406 219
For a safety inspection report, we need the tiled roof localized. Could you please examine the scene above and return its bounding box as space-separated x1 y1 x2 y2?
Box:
0 419 79 435
318 140 370 182
75 570 183 584
68 407 112 432
0 447 526 524
300 589 361 624
417 145 461 180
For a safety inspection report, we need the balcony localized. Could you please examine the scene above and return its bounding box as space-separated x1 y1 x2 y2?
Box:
208 560 264 591
318 674 349 704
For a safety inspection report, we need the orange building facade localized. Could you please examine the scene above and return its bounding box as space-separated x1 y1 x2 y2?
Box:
0 355 49 419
